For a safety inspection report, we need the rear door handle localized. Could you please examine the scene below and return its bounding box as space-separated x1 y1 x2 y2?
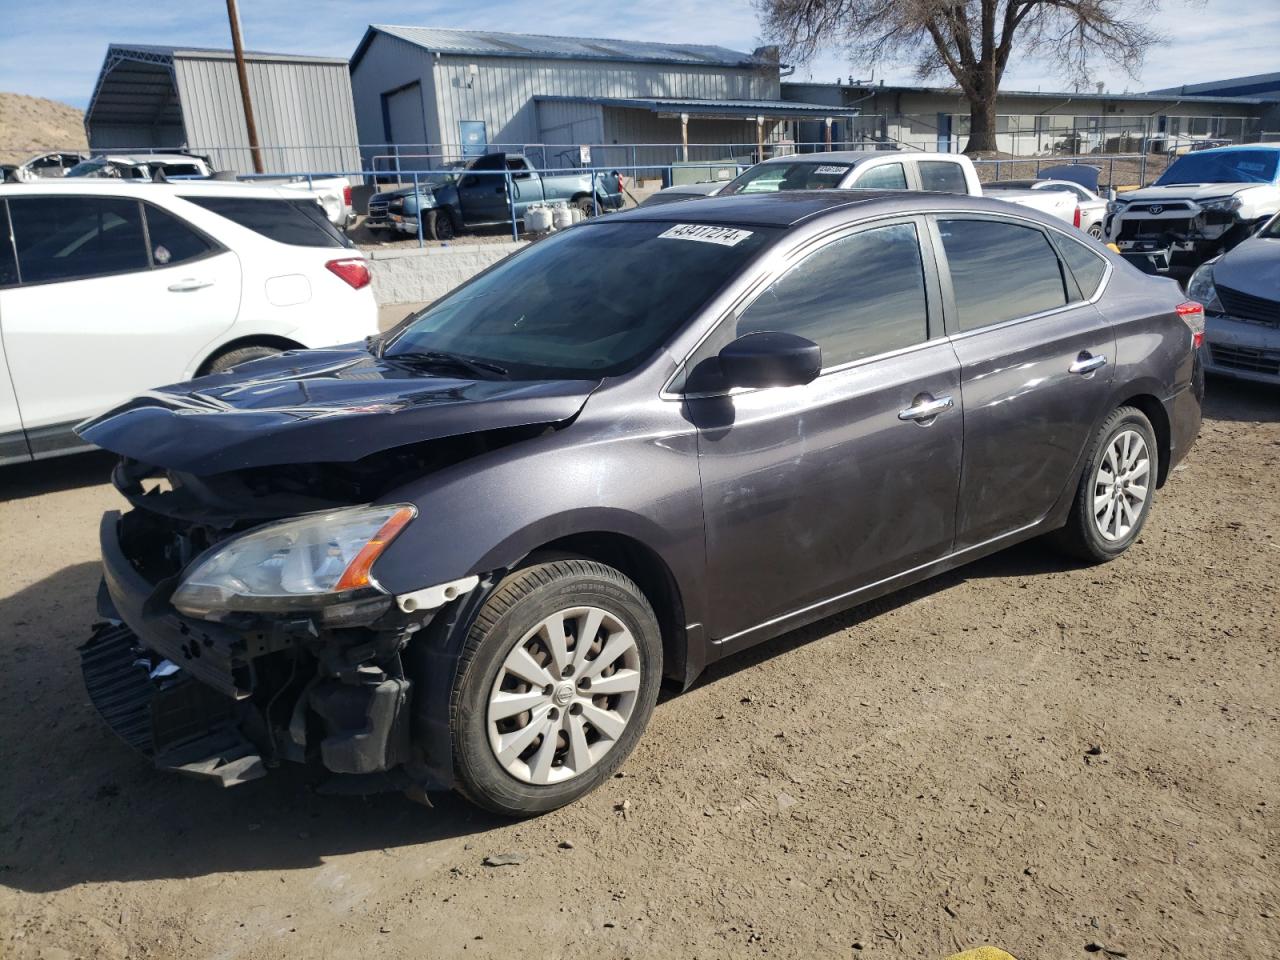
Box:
898 394 954 422
167 279 214 292
1069 353 1108 375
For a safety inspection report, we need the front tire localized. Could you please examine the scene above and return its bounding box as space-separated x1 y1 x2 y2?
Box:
426 209 456 241
203 344 283 374
1053 405 1158 562
450 559 662 816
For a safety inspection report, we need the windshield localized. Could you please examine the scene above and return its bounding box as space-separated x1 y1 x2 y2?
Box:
385 220 774 379
718 162 854 196
1156 150 1280 185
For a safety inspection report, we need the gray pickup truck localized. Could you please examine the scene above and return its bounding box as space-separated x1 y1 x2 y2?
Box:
367 153 625 240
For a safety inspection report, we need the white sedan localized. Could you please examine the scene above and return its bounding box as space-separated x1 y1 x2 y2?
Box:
0 180 377 463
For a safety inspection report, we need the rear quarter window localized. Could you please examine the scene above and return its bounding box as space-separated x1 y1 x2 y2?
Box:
1052 232 1109 299
183 196 348 248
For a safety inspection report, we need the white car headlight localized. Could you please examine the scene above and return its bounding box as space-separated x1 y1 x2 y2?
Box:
171 504 416 621
1185 259 1223 315
1198 195 1242 214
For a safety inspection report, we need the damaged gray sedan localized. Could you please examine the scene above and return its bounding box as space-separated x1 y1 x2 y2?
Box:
79 191 1203 815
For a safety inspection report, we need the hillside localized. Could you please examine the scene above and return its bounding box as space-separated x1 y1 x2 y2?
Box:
0 92 88 165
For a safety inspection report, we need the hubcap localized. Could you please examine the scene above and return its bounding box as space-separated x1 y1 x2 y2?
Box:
486 606 641 785
1092 429 1150 542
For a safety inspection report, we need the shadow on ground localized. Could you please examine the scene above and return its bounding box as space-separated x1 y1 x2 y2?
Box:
0 450 116 501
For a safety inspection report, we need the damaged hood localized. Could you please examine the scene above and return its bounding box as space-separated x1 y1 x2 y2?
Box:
77 345 600 474
1121 183 1263 203
1214 234 1280 299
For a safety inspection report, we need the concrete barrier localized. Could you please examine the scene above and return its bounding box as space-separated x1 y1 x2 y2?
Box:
366 242 528 307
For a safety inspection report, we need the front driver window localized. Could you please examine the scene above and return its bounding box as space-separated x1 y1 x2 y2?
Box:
685 222 930 392
8 196 149 285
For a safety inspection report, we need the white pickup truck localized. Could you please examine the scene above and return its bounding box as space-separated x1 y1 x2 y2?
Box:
641 150 1080 225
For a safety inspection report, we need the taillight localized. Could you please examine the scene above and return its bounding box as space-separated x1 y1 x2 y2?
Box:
1176 301 1205 349
326 257 370 290
1073 206 1082 229
342 184 352 207
616 172 624 193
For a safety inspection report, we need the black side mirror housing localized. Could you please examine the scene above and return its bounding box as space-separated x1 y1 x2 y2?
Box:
717 332 822 389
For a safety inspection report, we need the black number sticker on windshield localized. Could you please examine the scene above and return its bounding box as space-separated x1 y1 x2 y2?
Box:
658 224 754 246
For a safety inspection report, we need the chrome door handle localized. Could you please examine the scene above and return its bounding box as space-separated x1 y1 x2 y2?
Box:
167 279 214 292
898 395 954 422
1069 353 1107 375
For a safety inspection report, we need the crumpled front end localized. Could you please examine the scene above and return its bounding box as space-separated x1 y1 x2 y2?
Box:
1111 200 1244 273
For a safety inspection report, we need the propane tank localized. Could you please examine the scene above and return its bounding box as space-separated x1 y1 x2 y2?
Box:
552 203 576 230
525 204 553 233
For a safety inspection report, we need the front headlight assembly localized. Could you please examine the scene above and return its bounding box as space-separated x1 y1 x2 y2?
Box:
171 504 416 622
1186 259 1224 315
1198 195 1242 214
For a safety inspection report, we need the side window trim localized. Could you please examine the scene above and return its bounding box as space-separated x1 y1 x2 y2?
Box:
0 198 20 288
1047 229 1112 304
665 214 944 398
926 213 1104 339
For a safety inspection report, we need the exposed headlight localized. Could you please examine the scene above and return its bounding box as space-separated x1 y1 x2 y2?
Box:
1106 199 1128 215
1198 195 1242 214
1186 259 1224 315
171 504 416 621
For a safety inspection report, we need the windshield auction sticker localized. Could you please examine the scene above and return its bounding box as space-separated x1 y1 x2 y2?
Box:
813 165 848 175
658 224 754 246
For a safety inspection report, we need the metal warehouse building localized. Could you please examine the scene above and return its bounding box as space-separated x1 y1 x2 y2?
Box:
85 43 361 175
348 26 855 170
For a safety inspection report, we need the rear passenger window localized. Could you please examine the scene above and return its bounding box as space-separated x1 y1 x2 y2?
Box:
8 196 149 285
184 196 347 248
919 161 970 194
143 204 217 266
733 222 930 369
0 202 17 287
1052 233 1108 299
852 163 907 190
939 219 1068 330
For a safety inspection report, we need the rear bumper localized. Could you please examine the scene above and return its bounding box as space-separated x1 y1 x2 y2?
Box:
1163 356 1204 478
1202 314 1280 384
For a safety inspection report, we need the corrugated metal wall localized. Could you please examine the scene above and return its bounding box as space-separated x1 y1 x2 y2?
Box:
599 107 775 169
174 55 361 175
88 124 187 149
350 32 440 171
534 101 605 155
432 55 778 152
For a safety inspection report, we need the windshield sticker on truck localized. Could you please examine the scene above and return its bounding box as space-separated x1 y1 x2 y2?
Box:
658 224 755 246
813 165 848 175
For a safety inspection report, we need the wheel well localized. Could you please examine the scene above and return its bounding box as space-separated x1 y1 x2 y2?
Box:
529 533 687 684
197 335 306 376
1120 393 1171 487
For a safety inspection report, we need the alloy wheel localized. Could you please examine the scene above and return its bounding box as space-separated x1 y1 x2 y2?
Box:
486 606 641 785
1092 429 1150 541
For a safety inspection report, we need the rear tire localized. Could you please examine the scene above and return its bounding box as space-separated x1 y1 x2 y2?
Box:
573 197 598 219
1052 405 1158 563
1088 222 1104 239
203 344 283 374
450 559 662 817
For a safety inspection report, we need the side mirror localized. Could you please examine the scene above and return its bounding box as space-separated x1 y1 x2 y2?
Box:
717 332 821 389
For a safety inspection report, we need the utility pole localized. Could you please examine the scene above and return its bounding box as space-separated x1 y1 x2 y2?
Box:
226 0 264 173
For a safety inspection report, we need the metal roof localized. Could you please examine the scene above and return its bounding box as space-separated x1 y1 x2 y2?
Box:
1149 72 1280 101
353 26 765 70
536 95 858 118
781 80 1274 107
100 43 349 66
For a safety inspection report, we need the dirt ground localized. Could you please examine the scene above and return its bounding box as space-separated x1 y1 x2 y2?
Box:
1 377 1276 960
0 92 87 166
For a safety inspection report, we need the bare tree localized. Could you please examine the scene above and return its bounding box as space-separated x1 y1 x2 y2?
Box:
758 0 1166 153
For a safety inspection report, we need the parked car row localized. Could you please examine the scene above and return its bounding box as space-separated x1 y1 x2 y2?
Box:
0 181 377 464
3 150 357 228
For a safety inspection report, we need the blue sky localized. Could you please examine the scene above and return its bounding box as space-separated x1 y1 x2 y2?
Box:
1 0 1277 107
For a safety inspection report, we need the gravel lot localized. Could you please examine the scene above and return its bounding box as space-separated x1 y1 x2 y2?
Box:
1 378 1276 960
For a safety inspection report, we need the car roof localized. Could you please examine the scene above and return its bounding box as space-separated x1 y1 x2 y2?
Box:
755 150 918 166
1191 143 1280 155
609 189 1048 229
82 154 205 164
0 180 302 201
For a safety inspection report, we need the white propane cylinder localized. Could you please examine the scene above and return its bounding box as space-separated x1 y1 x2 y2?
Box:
525 205 553 233
552 203 575 230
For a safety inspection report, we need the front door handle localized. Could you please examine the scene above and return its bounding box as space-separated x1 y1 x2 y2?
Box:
898 394 954 422
1069 353 1108 375
167 279 214 292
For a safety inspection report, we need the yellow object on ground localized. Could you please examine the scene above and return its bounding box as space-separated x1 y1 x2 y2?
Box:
946 949 1018 960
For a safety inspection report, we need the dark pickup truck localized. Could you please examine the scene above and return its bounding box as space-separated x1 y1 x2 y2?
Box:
366 153 625 240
